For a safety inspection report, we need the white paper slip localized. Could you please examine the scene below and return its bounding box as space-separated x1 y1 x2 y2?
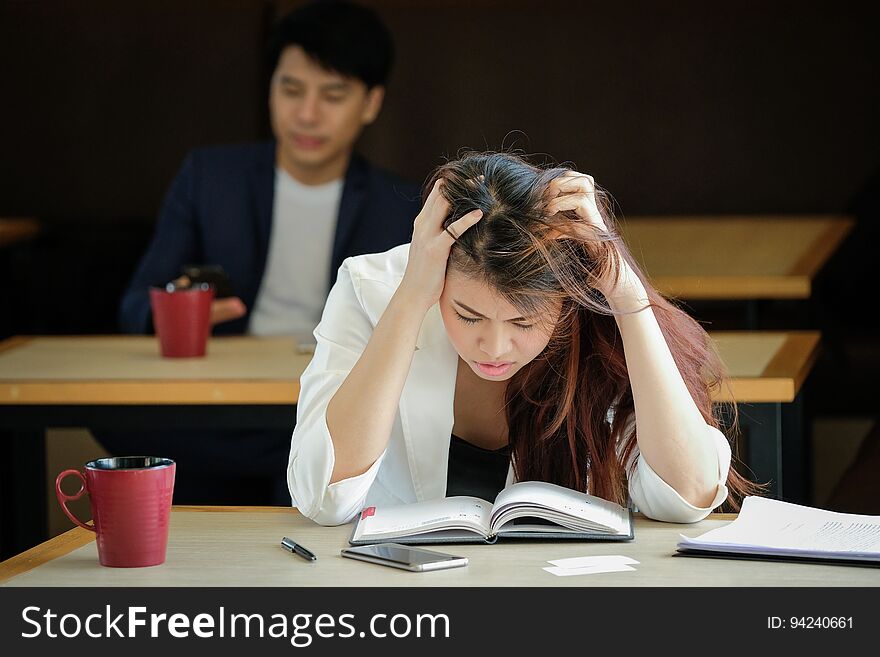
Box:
548 555 640 568
543 564 637 577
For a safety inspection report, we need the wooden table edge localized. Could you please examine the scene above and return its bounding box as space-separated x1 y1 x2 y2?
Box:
0 336 30 355
1 508 738 584
0 382 301 405
0 506 297 584
652 275 812 300
708 330 821 403
789 217 855 279
762 332 822 397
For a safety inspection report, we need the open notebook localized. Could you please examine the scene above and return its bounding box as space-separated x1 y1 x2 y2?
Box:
350 481 634 545
676 496 880 566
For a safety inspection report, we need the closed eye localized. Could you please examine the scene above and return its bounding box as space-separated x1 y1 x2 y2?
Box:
454 311 534 330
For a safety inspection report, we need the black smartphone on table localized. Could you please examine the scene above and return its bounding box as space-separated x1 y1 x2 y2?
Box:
340 543 468 572
181 264 235 298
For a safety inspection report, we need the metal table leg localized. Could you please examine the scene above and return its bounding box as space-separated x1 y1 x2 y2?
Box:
736 391 808 504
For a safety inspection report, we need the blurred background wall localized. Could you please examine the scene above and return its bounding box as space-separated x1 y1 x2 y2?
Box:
1 0 877 534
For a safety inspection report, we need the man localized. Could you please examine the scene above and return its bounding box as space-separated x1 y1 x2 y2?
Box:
98 1 419 505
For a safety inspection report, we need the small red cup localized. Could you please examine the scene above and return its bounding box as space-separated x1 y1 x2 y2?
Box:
149 286 213 357
55 457 176 568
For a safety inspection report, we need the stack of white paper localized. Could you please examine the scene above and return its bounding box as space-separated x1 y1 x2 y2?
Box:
677 496 880 563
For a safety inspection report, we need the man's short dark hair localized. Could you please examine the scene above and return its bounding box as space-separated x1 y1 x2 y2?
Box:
267 0 394 89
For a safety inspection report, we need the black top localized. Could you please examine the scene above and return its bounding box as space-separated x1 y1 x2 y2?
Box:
445 434 510 502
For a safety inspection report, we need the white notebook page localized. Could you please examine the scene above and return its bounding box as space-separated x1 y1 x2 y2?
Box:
679 496 880 555
355 497 492 538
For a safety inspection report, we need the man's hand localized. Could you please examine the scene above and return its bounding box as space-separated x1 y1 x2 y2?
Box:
170 275 247 326
210 297 247 326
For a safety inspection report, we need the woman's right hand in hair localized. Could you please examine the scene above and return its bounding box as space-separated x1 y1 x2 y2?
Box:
398 179 483 311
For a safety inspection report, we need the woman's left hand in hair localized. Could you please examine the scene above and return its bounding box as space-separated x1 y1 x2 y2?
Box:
544 171 608 234
545 172 643 302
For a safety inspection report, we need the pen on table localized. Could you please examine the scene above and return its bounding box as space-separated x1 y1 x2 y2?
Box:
281 536 317 562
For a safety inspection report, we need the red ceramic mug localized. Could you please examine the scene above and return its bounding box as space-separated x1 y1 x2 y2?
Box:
149 285 213 357
55 456 176 568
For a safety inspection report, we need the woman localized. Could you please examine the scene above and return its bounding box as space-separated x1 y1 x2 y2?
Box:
288 151 757 525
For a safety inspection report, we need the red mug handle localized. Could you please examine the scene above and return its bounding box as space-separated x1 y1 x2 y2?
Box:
55 470 96 533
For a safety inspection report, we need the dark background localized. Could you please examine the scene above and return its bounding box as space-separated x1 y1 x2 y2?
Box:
1 0 878 415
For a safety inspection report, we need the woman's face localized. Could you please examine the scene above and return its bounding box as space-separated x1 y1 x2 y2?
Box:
440 269 560 382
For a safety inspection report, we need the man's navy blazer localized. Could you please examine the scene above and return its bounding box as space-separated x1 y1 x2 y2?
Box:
119 141 420 335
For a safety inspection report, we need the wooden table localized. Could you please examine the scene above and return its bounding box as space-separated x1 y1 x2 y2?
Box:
0 335 312 405
0 333 815 404
620 215 853 300
620 215 853 328
3 507 876 587
0 332 819 558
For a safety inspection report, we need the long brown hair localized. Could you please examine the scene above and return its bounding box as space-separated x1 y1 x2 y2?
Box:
426 151 761 511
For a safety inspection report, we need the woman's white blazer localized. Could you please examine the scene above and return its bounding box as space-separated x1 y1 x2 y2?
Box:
287 244 731 526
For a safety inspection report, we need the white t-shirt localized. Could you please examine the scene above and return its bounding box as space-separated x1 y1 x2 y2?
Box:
248 168 343 337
